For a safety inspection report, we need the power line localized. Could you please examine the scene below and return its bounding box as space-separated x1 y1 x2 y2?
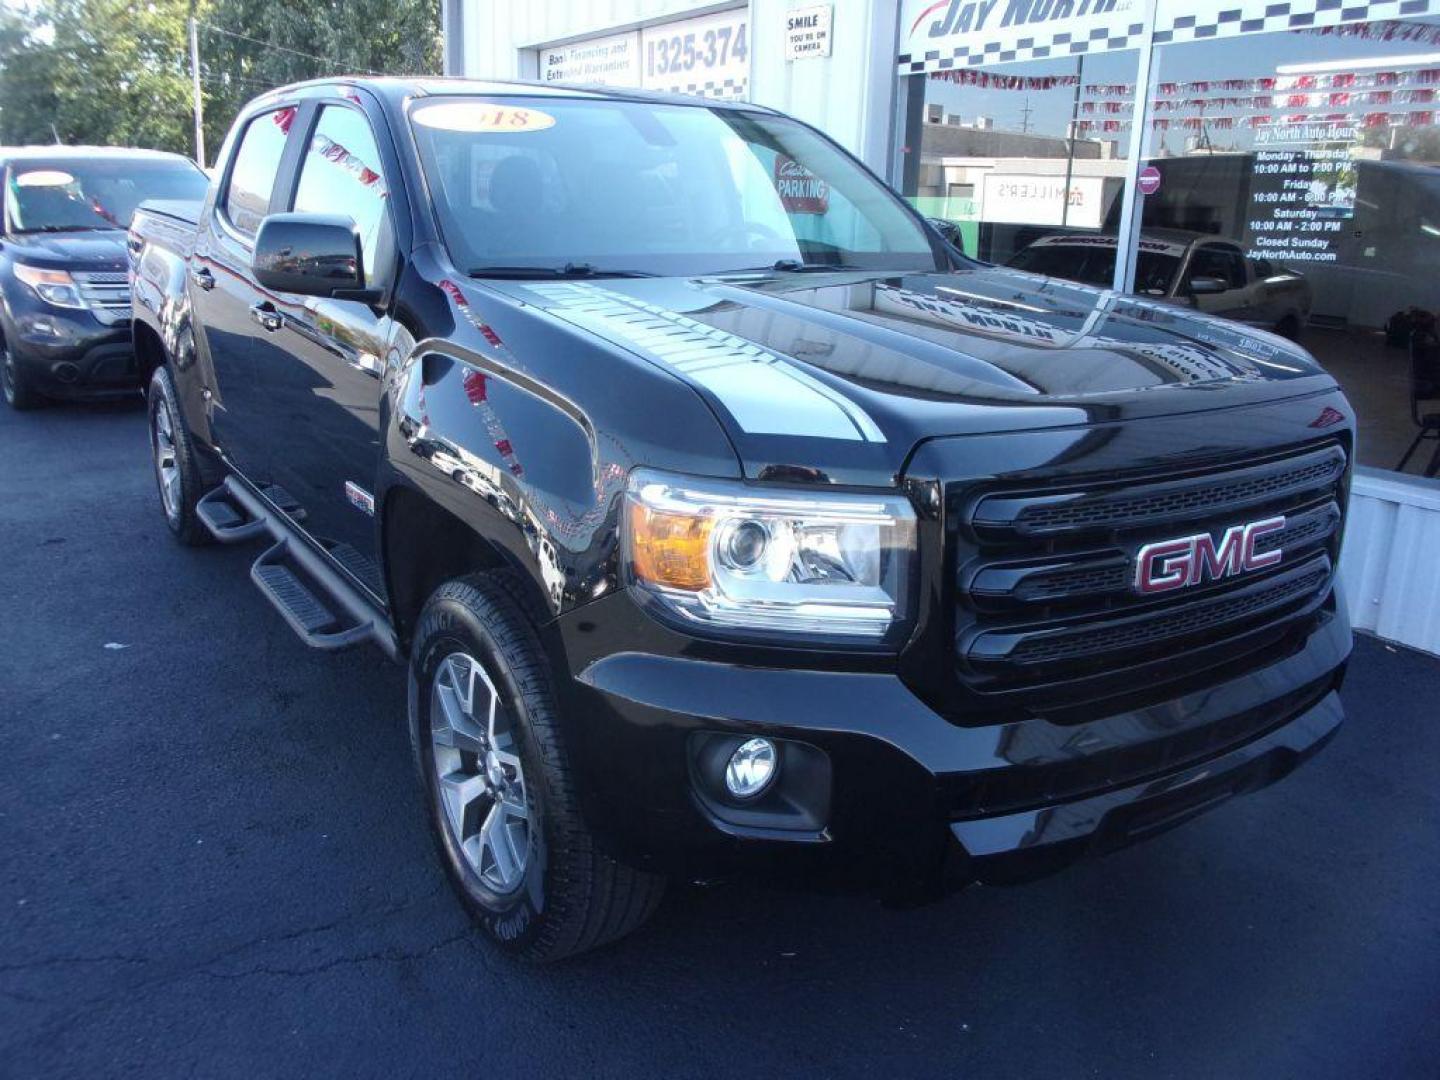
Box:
196 70 285 92
194 21 383 76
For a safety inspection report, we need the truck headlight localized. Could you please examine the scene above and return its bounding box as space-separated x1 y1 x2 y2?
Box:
624 469 916 645
14 264 85 309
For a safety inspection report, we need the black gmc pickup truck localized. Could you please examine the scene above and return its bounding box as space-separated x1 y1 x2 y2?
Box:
130 77 1354 961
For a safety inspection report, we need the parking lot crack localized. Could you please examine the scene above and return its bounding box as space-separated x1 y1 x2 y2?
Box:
194 928 474 982
0 954 151 975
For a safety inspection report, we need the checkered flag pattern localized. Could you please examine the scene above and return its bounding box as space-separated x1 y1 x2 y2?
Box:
662 77 748 100
898 0 1438 74
899 20 1146 71
1156 0 1437 45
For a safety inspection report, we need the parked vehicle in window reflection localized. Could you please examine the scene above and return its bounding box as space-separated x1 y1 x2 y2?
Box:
1009 229 1312 339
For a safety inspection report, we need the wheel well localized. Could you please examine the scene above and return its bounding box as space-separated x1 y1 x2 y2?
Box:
383 486 513 650
133 320 166 381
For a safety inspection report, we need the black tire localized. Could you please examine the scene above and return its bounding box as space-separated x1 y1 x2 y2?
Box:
409 573 665 962
147 365 219 545
1277 315 1302 341
1 340 45 411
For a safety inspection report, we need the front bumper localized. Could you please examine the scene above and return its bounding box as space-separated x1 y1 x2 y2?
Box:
6 308 137 398
563 591 1350 896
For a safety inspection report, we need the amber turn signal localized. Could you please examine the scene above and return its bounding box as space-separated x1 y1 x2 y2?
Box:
628 502 712 591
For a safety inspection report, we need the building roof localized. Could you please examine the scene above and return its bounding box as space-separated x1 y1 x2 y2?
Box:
919 124 1104 160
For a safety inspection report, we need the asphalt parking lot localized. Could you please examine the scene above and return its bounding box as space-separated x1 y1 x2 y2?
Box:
2 398 1438 1079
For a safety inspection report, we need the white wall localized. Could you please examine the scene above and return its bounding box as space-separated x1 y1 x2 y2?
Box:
455 0 904 172
747 0 899 172
1343 470 1440 657
458 0 721 80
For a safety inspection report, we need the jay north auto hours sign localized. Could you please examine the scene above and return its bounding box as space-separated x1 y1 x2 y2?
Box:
1245 122 1357 265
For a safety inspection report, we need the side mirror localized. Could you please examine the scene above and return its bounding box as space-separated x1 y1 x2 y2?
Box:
252 213 373 300
926 217 966 256
1188 275 1229 296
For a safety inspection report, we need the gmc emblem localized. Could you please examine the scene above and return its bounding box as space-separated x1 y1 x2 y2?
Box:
1134 516 1286 595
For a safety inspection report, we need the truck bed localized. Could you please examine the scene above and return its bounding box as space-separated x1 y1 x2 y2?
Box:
135 198 202 227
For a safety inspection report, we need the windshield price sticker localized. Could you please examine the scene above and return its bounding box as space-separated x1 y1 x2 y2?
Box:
641 9 749 95
14 169 75 188
412 103 557 134
775 155 830 215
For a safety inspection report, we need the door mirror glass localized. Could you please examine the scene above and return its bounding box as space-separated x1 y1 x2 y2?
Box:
1188 275 1229 296
252 212 365 298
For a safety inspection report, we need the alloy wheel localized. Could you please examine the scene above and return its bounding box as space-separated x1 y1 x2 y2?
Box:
1 349 15 405
429 651 532 894
151 395 181 519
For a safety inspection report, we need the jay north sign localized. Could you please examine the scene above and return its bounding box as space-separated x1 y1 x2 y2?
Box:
909 0 1124 42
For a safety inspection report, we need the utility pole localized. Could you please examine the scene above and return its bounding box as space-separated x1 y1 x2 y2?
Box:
1020 96 1033 134
189 11 205 168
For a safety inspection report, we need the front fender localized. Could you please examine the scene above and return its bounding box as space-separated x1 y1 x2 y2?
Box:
131 229 212 440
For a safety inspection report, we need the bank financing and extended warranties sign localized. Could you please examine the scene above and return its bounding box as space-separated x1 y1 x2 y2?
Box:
540 30 642 85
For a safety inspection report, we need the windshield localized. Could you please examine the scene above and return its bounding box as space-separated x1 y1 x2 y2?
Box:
4 158 209 234
409 96 944 277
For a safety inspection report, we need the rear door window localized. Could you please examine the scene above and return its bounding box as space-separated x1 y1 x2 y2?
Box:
291 105 393 282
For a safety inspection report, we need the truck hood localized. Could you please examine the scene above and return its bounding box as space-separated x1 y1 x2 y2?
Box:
4 229 128 272
496 265 1339 484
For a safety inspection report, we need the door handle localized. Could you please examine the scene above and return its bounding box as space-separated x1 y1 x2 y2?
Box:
250 302 283 333
191 265 215 291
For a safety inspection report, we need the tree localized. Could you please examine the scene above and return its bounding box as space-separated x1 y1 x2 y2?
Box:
0 7 61 145
0 0 441 157
196 0 441 157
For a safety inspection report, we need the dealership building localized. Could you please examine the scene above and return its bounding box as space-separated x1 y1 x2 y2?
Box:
446 0 1440 656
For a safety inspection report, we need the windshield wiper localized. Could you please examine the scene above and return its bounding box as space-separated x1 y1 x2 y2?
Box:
713 259 870 276
467 262 656 280
771 259 867 273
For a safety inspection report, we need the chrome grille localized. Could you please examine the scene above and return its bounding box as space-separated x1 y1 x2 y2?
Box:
74 270 131 325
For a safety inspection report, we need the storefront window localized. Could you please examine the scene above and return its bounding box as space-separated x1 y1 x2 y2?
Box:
898 49 1142 265
1137 15 1440 474
894 2 1440 476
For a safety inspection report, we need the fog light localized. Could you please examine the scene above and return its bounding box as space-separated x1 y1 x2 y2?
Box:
724 737 777 800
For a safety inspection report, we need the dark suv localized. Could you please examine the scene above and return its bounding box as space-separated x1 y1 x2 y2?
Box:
131 78 1353 961
1 147 208 409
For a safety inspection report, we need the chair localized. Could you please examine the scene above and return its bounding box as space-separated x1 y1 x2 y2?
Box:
1396 329 1440 477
